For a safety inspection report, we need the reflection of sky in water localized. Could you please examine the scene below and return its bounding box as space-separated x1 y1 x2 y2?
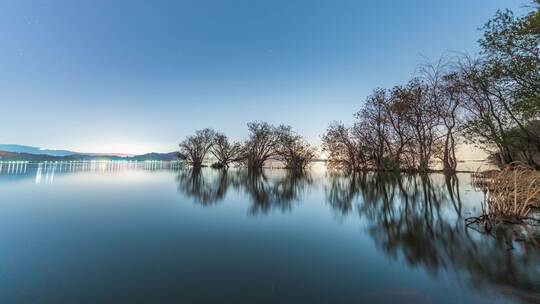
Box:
0 163 538 303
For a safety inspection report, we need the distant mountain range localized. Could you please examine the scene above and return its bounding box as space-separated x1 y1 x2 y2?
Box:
0 144 80 157
0 145 183 161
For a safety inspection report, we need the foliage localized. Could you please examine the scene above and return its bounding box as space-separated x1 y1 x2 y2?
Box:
473 2 540 167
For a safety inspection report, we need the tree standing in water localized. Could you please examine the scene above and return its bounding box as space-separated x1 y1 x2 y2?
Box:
242 121 279 170
275 125 316 170
179 128 216 168
211 132 242 168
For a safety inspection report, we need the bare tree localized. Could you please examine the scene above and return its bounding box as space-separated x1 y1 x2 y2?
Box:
275 125 316 170
322 121 367 171
386 87 415 169
395 79 442 172
451 57 517 166
419 57 461 173
323 74 450 173
179 128 216 168
356 89 393 171
242 121 279 170
211 132 242 168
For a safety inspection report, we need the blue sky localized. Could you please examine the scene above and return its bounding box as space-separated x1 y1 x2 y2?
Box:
0 0 526 154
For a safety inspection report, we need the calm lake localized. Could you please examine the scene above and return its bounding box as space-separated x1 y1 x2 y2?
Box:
0 161 539 303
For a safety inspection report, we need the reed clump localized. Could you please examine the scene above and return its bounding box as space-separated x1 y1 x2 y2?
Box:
468 163 540 229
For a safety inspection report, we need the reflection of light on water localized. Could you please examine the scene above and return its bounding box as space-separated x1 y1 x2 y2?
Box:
0 161 28 175
0 160 184 185
48 165 55 184
35 163 56 184
35 164 42 184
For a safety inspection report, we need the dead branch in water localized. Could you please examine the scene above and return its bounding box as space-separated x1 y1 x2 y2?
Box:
467 163 540 241
472 163 540 218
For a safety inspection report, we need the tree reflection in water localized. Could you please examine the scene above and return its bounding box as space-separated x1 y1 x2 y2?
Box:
176 168 313 215
177 168 540 301
176 168 232 206
325 172 540 303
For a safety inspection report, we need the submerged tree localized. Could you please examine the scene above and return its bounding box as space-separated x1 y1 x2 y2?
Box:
452 56 521 166
419 58 461 173
322 121 366 171
242 121 280 170
210 132 242 169
355 89 393 171
442 2 540 168
274 125 316 170
179 128 216 168
398 79 442 172
323 82 444 173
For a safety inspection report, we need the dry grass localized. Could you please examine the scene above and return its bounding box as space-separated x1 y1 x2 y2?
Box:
469 162 540 226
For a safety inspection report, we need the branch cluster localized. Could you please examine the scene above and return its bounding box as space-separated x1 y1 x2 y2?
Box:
179 122 315 170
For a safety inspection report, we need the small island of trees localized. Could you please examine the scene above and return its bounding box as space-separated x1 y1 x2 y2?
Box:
179 122 316 171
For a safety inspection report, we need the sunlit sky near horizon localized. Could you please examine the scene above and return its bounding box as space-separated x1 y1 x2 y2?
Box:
0 0 526 155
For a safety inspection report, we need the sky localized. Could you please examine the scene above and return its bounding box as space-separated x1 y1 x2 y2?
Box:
0 0 527 154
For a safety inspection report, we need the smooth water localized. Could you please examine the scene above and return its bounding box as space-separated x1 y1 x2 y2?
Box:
0 162 539 303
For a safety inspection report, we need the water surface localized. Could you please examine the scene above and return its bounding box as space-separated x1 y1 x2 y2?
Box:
0 162 539 303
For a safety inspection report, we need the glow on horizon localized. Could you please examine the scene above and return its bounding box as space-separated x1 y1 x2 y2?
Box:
58 143 171 156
